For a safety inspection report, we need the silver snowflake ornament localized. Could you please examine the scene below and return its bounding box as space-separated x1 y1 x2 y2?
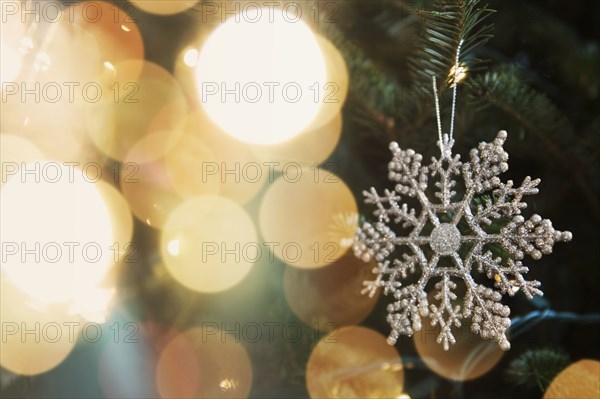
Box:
354 130 572 351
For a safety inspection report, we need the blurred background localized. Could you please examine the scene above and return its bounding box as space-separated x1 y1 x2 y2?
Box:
0 0 599 398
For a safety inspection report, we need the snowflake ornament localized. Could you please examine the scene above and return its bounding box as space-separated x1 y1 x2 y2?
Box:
354 130 572 351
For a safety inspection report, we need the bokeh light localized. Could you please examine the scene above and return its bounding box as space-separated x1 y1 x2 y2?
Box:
86 60 187 163
0 9 27 85
414 311 505 381
71 1 144 76
259 168 358 268
306 326 404 398
1 18 104 164
0 162 114 304
544 359 600 399
0 273 80 375
166 109 269 204
160 195 258 293
249 112 343 170
284 250 380 329
163 132 221 199
0 134 45 188
129 0 200 16
120 157 182 229
156 327 253 398
195 6 327 144
307 35 349 130
99 321 177 399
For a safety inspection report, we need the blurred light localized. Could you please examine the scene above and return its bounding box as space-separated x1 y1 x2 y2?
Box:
259 168 357 268
163 132 221 200
0 9 27 85
160 195 257 293
1 162 114 304
0 134 45 188
306 326 404 398
130 0 200 15
307 35 349 131
0 273 80 375
1 21 105 164
0 43 23 85
156 327 252 398
544 359 600 399
284 250 380 328
183 48 199 67
86 60 187 163
414 289 504 381
120 158 182 229
70 1 144 76
99 320 176 399
249 112 343 170
167 240 180 256
195 7 327 144
70 287 115 323
164 110 268 204
451 63 468 86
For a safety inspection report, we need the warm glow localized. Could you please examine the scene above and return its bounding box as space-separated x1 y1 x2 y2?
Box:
156 327 253 398
120 157 183 229
414 288 505 381
130 0 200 15
544 360 600 399
164 110 269 204
0 41 23 85
70 1 144 74
86 60 187 163
183 48 199 67
0 134 45 188
284 250 380 328
0 272 80 375
259 168 358 268
0 162 114 304
160 195 258 293
306 326 404 398
0 8 26 85
250 112 343 169
195 7 327 144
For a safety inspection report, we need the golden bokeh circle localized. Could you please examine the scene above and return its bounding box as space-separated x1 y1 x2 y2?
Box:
156 327 253 398
71 1 144 71
120 157 182 229
544 359 600 399
284 250 380 329
130 0 200 15
259 168 357 268
0 134 45 188
163 132 221 199
175 109 269 204
306 326 404 398
86 60 187 163
249 112 343 170
307 35 349 131
160 195 258 293
414 317 504 381
0 162 115 304
0 273 80 375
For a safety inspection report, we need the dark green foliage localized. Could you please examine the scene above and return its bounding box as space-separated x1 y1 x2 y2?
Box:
408 0 496 89
506 348 570 391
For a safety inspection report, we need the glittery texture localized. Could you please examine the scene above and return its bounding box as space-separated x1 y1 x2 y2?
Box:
354 131 572 351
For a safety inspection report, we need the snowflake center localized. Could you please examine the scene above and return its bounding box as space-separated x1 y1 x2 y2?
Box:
429 223 461 255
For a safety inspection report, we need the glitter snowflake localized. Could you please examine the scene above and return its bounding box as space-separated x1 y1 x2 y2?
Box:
354 131 572 351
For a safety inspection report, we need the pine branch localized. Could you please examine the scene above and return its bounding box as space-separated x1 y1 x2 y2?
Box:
466 67 600 220
506 348 570 392
408 0 495 90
